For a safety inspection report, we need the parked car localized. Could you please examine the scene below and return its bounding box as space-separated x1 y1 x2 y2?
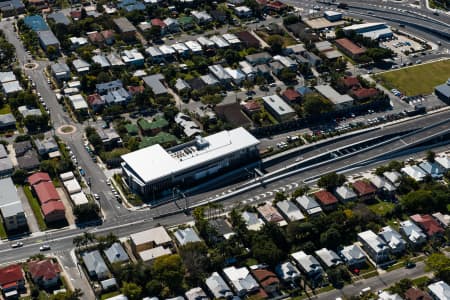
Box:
11 242 23 248
39 244 51 251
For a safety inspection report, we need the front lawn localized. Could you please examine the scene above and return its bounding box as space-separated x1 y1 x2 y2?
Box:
368 200 395 216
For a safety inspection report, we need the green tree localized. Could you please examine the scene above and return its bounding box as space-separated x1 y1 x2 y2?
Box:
425 253 450 283
388 278 412 297
121 282 142 300
267 35 284 54
320 227 341 250
278 68 297 83
179 242 210 285
302 93 333 117
426 150 436 163
318 172 346 191
73 203 100 222
400 189 434 213
12 169 27 184
152 254 185 294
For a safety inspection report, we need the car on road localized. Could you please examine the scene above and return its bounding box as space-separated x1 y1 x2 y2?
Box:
11 242 23 248
78 167 85 176
405 262 416 268
269 83 277 88
39 244 51 251
93 193 100 200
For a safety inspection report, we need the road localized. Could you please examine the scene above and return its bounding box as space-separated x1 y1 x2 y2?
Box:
316 262 430 300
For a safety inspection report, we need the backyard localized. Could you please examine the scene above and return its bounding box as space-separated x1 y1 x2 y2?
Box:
376 59 450 96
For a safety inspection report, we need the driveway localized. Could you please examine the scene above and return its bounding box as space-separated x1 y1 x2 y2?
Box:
17 187 40 233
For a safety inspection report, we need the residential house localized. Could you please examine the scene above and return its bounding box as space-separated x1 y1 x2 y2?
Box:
234 6 252 18
435 155 450 170
379 226 406 254
241 100 261 116
0 113 16 131
295 195 323 216
82 250 109 280
410 214 444 238
68 94 88 112
0 144 13 177
27 259 60 288
121 49 144 67
209 65 232 84
352 180 377 200
185 40 203 54
96 80 131 105
273 55 297 70
205 272 233 299
113 17 136 41
358 230 389 263
172 42 190 57
428 281 450 300
262 95 296 122
208 218 235 241
178 16 194 30
314 190 338 211
197 36 215 49
129 226 173 263
276 200 305 222
257 202 287 226
223 266 259 297
69 37 88 49
146 46 164 62
14 140 32 157
87 94 106 112
383 171 402 187
237 31 260 48
201 74 219 86
291 251 323 281
185 287 208 300
72 59 90 74
34 135 58 156
378 291 403 300
222 33 241 47
369 175 396 198
282 88 301 103
245 52 272 65
37 30 60 53
224 67 245 85
401 165 427 182
340 244 366 267
335 185 357 203
242 211 264 231
432 212 450 228
41 201 65 223
404 287 432 300
142 74 168 96
251 268 279 294
283 44 306 56
315 84 354 109
174 78 190 93
418 161 445 179
315 248 342 268
210 9 227 23
191 10 212 24
0 177 26 231
104 242 129 264
275 262 300 283
164 18 179 32
174 227 202 246
174 112 202 137
51 63 71 82
351 87 380 101
269 61 284 76
239 61 256 80
0 264 24 294
137 117 168 136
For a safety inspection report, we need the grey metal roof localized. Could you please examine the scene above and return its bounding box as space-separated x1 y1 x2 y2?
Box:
82 250 109 277
104 242 129 264
48 12 71 25
51 63 70 74
205 272 233 299
174 228 201 245
142 74 168 95
0 177 24 217
96 80 123 93
0 71 16 83
92 55 111 68
435 80 450 98
37 30 60 46
113 17 136 33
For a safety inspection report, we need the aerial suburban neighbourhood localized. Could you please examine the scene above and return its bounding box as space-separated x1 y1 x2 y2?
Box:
0 0 448 299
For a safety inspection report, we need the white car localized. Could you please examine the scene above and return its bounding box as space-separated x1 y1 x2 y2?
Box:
39 244 51 251
11 242 23 248
93 193 100 200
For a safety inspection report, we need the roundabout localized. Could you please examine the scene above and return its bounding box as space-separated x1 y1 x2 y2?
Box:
57 125 77 135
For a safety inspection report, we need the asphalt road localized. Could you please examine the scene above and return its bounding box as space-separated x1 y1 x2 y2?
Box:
316 262 430 300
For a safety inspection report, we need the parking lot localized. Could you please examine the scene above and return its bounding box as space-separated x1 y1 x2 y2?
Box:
382 34 426 58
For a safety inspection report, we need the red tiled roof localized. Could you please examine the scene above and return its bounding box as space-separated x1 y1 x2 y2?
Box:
28 259 60 281
128 85 145 95
267 0 287 9
34 181 60 205
242 100 261 111
351 88 379 100
0 264 23 286
282 89 301 101
41 201 65 216
352 180 377 196
88 31 104 43
151 18 167 28
70 10 82 19
335 38 366 56
314 190 338 206
341 76 360 88
404 287 432 300
101 30 114 39
87 94 104 106
28 172 51 186
410 214 444 236
252 269 279 288
255 288 268 299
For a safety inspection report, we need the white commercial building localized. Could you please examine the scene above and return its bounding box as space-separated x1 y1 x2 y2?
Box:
342 22 393 40
262 95 296 122
121 128 260 199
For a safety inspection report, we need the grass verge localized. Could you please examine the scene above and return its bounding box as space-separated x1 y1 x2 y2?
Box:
23 186 47 231
0 219 7 239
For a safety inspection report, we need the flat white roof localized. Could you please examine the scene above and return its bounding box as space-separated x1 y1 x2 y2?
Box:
139 246 172 262
63 178 82 194
70 191 89 205
263 95 295 116
122 127 259 184
315 85 354 105
130 226 172 246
